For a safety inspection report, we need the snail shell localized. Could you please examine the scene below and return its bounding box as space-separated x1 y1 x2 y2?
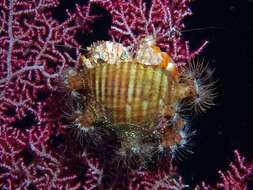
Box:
86 61 183 124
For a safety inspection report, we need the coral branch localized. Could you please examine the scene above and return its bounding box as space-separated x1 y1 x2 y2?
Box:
129 168 189 190
196 150 253 190
217 150 252 190
0 124 103 189
0 0 95 125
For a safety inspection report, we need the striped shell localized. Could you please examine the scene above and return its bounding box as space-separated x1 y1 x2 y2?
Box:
87 61 179 124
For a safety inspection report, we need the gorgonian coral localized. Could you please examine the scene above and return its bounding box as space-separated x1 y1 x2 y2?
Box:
1 0 250 189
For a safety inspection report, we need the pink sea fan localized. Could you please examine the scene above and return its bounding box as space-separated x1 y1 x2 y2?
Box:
0 0 104 189
0 124 103 189
216 150 253 189
0 0 95 126
129 168 189 190
196 150 253 189
0 0 217 189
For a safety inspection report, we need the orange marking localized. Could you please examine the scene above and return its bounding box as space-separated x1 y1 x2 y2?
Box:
151 45 161 53
160 52 170 68
150 45 178 77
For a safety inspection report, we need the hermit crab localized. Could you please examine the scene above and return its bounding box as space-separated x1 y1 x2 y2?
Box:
60 35 216 165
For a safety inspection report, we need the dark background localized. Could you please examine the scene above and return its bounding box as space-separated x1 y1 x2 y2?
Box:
53 0 253 187
180 0 253 187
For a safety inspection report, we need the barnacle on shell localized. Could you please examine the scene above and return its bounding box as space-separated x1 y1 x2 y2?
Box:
60 36 216 166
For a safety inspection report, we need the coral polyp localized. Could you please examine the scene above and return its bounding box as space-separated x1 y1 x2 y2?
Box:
60 36 215 165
